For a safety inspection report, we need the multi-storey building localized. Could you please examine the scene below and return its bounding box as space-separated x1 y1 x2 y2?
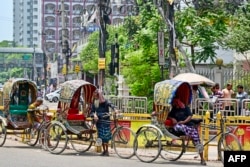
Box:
13 0 42 48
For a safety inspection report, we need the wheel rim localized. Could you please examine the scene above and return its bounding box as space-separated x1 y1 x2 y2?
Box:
113 127 135 159
134 129 161 163
0 122 7 146
46 123 68 154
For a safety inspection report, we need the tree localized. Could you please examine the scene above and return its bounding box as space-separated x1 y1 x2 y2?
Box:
175 6 228 66
222 3 250 64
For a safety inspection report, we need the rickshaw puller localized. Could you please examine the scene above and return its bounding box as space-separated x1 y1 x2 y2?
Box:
90 90 118 156
168 98 206 165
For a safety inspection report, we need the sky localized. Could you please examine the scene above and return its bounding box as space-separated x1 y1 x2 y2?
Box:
0 0 13 41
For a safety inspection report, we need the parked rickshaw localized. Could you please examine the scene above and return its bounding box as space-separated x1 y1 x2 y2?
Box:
0 78 44 146
45 80 97 154
133 80 241 164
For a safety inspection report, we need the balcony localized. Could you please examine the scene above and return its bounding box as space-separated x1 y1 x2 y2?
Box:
45 9 55 14
46 35 56 40
45 22 56 27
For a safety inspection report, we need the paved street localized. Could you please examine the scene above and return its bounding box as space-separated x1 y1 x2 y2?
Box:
0 135 223 167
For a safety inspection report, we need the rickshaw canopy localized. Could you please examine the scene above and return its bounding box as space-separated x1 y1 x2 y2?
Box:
154 80 192 107
59 80 97 104
3 78 37 102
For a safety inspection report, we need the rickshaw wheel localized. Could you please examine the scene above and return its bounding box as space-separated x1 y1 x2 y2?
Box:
218 133 242 164
160 137 185 161
113 127 136 159
70 132 94 153
133 128 161 163
0 121 7 147
45 123 68 154
26 127 40 146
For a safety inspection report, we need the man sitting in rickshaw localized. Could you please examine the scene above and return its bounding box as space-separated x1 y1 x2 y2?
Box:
168 97 206 165
27 97 44 129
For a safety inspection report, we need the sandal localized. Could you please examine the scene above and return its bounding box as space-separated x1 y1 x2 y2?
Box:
201 160 206 166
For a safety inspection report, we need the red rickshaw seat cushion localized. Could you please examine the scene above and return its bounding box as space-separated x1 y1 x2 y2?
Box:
67 108 85 121
67 114 85 121
165 118 174 127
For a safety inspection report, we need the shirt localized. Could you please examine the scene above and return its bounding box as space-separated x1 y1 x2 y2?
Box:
168 106 193 126
236 91 248 104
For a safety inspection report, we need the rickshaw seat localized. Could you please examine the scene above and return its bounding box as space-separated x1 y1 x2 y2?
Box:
67 108 86 121
9 105 28 115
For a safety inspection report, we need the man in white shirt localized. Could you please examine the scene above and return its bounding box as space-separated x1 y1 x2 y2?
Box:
222 83 234 115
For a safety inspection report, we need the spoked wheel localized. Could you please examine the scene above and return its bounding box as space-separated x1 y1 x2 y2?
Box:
133 128 162 163
113 127 136 159
218 133 242 164
45 123 68 154
0 120 7 147
70 131 94 153
161 137 185 161
26 127 39 146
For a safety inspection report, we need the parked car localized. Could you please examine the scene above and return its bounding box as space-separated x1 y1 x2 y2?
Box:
45 89 61 102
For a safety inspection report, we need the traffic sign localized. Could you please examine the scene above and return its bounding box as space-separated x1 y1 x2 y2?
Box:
158 31 165 65
62 64 67 75
98 58 106 70
75 65 80 73
23 54 31 60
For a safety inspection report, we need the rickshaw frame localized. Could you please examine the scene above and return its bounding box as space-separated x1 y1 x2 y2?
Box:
133 79 242 164
44 79 97 154
0 78 44 147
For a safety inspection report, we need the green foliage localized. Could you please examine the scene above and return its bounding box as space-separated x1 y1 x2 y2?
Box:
222 3 250 54
175 7 228 63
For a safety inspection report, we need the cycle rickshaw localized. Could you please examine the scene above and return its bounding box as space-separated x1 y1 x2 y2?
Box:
45 80 98 154
133 80 241 163
0 78 47 146
45 80 136 158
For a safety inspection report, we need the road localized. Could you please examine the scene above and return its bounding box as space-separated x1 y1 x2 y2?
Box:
0 138 223 167
43 100 57 110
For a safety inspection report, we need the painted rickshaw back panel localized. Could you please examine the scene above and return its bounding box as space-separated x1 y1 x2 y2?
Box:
2 78 37 129
153 80 192 124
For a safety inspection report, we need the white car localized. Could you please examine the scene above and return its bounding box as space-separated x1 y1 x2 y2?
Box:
45 89 61 102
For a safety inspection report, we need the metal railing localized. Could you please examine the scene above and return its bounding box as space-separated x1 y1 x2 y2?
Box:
106 96 148 114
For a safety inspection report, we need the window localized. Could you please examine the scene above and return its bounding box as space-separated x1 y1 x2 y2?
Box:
27 31 30 34
33 0 38 5
33 8 38 12
33 23 38 26
27 16 30 19
27 9 30 12
33 30 38 33
33 15 38 19
33 37 38 41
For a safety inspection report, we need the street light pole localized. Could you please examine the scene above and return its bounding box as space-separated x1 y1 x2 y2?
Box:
33 44 37 83
61 0 69 81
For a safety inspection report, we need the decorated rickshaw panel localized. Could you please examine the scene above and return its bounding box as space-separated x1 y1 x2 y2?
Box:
2 78 37 113
154 80 192 107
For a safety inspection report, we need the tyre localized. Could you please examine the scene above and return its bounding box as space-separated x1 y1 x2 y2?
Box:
26 127 40 146
218 133 242 164
113 127 136 159
160 137 185 161
133 128 161 163
0 120 7 147
70 131 94 153
52 97 58 103
45 123 68 154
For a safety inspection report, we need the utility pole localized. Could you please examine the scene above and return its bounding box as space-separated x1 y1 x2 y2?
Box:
61 0 69 81
98 0 108 90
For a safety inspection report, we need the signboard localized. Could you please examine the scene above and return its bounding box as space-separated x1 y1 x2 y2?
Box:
158 31 165 66
98 58 106 70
